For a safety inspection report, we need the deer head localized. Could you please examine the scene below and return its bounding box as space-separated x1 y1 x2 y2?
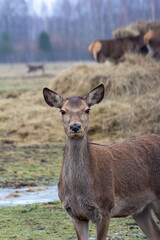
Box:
43 84 104 138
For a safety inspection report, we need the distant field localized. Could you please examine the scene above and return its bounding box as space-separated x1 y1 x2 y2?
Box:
0 62 74 92
0 62 73 78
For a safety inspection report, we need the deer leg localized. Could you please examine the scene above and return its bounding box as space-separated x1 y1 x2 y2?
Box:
96 216 110 240
97 51 106 63
132 205 160 240
72 218 89 240
147 45 155 58
152 199 160 221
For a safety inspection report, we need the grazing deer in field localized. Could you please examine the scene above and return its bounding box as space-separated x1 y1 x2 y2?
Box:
89 35 148 63
144 28 160 59
27 63 44 73
43 84 160 240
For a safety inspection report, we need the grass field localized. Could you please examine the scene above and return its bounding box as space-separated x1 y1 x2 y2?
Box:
0 202 148 240
0 57 160 239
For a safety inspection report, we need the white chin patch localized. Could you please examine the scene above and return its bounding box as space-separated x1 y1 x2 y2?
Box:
68 132 83 138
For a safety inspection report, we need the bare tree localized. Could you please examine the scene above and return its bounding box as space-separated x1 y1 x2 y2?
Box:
0 0 160 62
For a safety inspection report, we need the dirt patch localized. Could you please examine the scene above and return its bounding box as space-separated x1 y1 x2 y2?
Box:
4 182 39 188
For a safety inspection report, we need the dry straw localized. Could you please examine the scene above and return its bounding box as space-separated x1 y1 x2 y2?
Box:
113 20 160 38
1 54 160 145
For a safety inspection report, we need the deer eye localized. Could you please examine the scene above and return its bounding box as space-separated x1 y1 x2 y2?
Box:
85 109 90 114
60 110 66 115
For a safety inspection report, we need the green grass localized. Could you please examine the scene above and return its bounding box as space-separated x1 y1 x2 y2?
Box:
0 145 63 186
0 202 147 240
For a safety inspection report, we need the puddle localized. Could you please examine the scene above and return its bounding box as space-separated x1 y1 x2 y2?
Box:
0 185 59 207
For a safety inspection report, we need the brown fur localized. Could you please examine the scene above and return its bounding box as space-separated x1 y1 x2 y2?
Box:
144 28 160 59
89 35 148 63
88 41 102 62
43 84 160 240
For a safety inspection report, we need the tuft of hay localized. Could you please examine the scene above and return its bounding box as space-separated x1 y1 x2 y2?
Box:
113 20 160 38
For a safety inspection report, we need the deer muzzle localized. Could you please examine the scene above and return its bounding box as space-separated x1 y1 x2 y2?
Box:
70 124 81 133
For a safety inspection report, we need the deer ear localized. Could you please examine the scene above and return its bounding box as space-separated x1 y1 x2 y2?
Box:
43 88 63 108
86 84 104 106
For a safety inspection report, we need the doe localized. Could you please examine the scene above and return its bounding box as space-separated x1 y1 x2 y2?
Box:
43 84 160 240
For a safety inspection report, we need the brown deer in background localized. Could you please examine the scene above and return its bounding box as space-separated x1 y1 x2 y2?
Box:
144 28 160 59
89 35 148 63
27 63 44 73
43 84 160 240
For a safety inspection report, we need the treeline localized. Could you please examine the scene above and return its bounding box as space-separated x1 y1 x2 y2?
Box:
0 0 159 62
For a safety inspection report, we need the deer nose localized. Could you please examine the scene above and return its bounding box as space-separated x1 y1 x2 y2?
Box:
70 124 81 133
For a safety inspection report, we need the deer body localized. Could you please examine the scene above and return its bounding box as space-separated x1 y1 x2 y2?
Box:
60 135 160 220
43 84 160 240
88 35 148 63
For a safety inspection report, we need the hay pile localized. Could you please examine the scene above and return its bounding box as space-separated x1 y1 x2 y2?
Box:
0 89 65 145
113 20 160 38
52 54 160 98
1 54 160 146
51 54 160 143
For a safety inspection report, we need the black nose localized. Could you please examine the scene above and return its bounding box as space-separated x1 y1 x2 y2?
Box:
70 124 81 133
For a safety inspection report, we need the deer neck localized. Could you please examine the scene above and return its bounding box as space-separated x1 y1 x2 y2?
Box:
63 135 91 194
